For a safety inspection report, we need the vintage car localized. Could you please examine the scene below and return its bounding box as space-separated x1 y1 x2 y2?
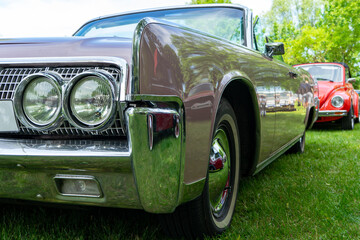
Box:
0 4 317 238
295 62 358 130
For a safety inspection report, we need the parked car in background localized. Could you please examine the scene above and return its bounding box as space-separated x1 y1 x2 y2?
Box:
295 62 359 130
0 4 317 238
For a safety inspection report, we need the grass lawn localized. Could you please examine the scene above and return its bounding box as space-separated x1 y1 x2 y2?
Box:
1 123 360 239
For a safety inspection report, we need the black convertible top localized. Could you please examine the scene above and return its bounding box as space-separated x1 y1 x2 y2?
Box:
335 62 351 77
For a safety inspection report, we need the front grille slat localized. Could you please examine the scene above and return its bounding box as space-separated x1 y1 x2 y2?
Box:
0 66 124 137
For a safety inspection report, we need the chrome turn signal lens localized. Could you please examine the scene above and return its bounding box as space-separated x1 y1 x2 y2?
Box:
14 72 63 130
63 70 117 131
331 95 344 108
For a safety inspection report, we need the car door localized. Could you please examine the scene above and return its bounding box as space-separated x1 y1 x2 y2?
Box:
252 18 277 162
271 61 306 151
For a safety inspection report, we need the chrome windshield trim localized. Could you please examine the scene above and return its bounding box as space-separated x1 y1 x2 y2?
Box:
245 8 252 49
75 4 249 31
318 110 347 117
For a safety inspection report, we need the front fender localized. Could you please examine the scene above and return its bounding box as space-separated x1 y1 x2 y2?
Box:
320 88 352 112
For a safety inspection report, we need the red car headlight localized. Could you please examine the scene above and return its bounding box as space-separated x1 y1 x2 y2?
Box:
331 95 344 108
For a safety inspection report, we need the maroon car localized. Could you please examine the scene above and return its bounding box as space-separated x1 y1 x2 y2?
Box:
0 4 317 238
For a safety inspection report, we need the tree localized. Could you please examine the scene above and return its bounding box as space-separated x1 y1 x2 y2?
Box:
263 0 360 81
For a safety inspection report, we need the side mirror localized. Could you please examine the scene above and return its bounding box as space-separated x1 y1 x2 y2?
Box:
348 78 356 84
265 42 285 58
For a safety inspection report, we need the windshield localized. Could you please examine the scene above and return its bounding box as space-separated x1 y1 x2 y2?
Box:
74 7 245 45
299 64 343 83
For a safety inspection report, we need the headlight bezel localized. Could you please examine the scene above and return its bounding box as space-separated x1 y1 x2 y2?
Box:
63 70 118 131
13 72 64 131
331 95 344 108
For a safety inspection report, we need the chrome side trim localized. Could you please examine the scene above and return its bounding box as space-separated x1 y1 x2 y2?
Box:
254 133 302 175
318 110 347 117
131 94 184 107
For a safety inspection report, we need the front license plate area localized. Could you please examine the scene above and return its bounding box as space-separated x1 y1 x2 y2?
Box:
0 101 19 132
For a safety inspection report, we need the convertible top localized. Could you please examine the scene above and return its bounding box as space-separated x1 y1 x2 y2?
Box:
335 62 351 77
335 62 349 69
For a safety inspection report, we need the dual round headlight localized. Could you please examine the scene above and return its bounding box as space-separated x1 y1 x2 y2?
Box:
14 70 117 131
331 95 344 108
64 71 116 130
14 72 63 130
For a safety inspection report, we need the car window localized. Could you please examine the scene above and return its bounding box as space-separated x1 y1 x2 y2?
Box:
253 17 266 52
75 7 245 46
299 64 343 82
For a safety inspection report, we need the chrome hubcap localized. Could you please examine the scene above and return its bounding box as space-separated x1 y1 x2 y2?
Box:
208 128 231 217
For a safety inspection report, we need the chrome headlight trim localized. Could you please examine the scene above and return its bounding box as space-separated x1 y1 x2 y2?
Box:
331 95 344 108
63 70 117 131
13 72 64 131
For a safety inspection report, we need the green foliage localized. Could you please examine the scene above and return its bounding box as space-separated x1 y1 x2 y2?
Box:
263 0 360 78
189 0 232 4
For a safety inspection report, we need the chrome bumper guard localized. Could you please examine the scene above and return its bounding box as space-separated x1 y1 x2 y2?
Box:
318 110 347 117
0 106 184 213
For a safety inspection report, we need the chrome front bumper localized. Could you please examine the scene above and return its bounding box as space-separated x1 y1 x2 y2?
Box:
318 110 347 117
0 106 186 213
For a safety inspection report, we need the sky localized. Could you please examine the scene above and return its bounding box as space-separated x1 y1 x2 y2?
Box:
0 0 272 38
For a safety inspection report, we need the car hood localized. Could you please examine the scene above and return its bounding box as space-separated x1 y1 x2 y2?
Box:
318 81 344 107
0 37 133 64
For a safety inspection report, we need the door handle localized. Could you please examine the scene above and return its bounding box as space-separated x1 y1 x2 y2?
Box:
288 71 298 78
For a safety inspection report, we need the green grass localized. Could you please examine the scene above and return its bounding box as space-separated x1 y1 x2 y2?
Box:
2 123 360 239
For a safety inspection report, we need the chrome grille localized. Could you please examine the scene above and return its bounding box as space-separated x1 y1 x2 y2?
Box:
0 68 46 99
19 138 129 151
0 66 124 137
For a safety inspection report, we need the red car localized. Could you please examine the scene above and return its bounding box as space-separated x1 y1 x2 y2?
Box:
295 62 359 130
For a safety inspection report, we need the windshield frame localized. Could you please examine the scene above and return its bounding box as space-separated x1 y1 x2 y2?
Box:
74 4 250 47
295 63 345 84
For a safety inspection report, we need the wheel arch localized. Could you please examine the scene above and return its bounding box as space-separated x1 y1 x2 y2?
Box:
305 105 317 130
219 77 261 176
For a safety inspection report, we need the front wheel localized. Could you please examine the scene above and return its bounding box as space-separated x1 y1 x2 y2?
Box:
160 99 240 239
341 107 354 130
